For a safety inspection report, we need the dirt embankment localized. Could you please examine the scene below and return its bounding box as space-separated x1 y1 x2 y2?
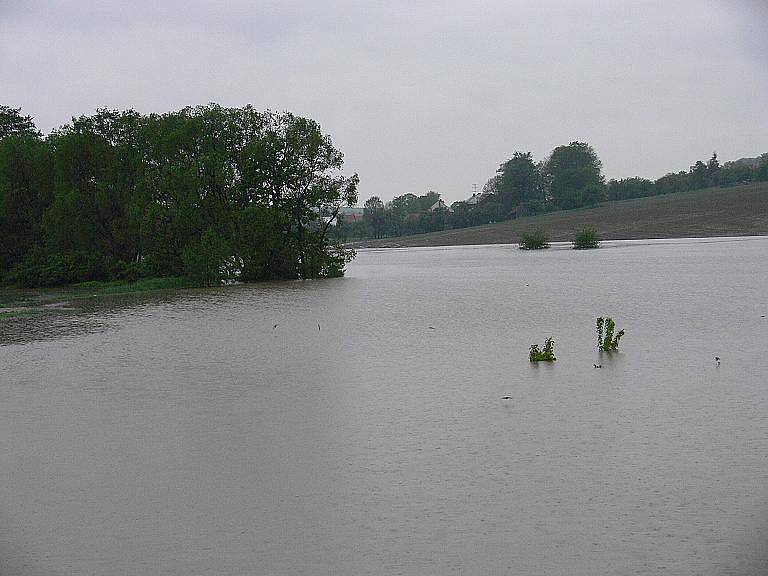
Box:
350 183 768 248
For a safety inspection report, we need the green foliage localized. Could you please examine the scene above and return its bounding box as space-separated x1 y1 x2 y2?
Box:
607 177 656 200
497 151 542 213
182 228 234 287
519 229 549 250
5 250 107 287
596 317 625 351
545 141 605 210
0 104 358 286
346 144 768 242
529 337 556 362
70 276 198 294
363 196 386 238
572 228 600 249
0 106 40 139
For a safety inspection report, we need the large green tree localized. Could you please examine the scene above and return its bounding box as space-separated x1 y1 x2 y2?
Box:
544 141 605 210
0 104 358 286
496 151 542 214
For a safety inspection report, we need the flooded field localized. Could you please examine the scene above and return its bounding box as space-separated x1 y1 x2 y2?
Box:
1 237 767 575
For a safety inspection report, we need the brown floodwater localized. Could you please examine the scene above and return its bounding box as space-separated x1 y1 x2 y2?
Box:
1 237 767 575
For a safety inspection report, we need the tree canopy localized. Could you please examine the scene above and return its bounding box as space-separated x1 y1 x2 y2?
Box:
0 104 358 287
544 141 604 210
344 144 768 242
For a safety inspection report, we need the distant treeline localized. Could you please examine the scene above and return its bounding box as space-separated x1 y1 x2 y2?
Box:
342 143 768 240
0 105 358 287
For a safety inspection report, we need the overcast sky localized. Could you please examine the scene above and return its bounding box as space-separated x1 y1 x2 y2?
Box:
2 0 766 203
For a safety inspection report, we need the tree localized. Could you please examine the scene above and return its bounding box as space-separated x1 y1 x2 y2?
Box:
544 141 604 210
707 152 720 186
496 151 541 214
655 171 689 195
0 106 40 140
0 104 358 286
688 160 708 190
757 154 768 182
363 196 385 238
0 134 52 270
385 193 420 236
182 227 233 287
607 177 655 200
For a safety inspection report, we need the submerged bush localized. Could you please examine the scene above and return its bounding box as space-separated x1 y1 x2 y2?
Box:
519 229 549 250
529 337 556 361
572 227 601 249
596 317 625 351
6 250 108 287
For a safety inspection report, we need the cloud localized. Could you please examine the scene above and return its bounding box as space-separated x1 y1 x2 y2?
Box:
1 0 766 202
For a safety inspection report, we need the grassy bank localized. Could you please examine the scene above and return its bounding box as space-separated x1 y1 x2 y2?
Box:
66 276 199 296
350 182 768 248
0 276 199 318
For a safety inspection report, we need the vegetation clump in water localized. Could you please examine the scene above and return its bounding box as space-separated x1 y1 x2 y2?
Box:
572 228 600 249
519 229 550 250
596 317 624 351
529 337 556 361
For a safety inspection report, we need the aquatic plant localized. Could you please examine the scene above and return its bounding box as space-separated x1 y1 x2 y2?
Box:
529 337 556 361
572 227 601 249
519 229 550 250
596 317 625 351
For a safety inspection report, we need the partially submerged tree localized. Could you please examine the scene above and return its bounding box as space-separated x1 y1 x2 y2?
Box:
596 317 625 351
530 337 556 362
0 104 358 286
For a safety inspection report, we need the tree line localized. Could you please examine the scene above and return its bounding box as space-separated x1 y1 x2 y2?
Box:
0 104 358 287
341 142 768 240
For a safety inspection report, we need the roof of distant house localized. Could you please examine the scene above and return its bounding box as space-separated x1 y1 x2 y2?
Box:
429 199 451 212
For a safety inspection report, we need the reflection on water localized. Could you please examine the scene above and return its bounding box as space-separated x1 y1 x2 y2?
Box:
1 237 767 576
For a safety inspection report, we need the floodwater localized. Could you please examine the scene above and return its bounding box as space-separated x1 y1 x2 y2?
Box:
1 237 767 576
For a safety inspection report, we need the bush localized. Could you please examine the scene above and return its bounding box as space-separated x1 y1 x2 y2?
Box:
572 228 601 249
109 259 149 281
519 229 549 250
529 337 556 361
6 250 107 287
596 317 625 351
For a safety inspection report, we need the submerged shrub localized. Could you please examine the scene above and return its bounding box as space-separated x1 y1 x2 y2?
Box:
6 250 107 287
596 317 625 351
572 227 601 249
519 229 549 250
529 337 556 361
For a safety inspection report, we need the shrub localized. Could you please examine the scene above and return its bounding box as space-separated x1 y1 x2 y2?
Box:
529 337 556 361
596 317 625 351
519 229 549 250
572 227 601 249
6 250 107 287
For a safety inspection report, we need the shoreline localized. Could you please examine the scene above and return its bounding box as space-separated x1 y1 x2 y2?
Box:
347 182 768 249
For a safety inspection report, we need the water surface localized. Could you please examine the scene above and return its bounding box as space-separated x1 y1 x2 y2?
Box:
1 237 767 575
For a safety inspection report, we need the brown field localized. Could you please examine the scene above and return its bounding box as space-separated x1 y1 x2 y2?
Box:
350 182 768 248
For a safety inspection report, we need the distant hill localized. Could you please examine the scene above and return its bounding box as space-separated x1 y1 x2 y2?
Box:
351 182 768 248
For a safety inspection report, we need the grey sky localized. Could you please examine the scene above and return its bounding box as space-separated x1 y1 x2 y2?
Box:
2 0 767 204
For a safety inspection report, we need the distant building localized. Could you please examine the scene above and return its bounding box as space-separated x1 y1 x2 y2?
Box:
338 206 365 222
465 193 482 205
428 199 451 212
465 191 495 205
